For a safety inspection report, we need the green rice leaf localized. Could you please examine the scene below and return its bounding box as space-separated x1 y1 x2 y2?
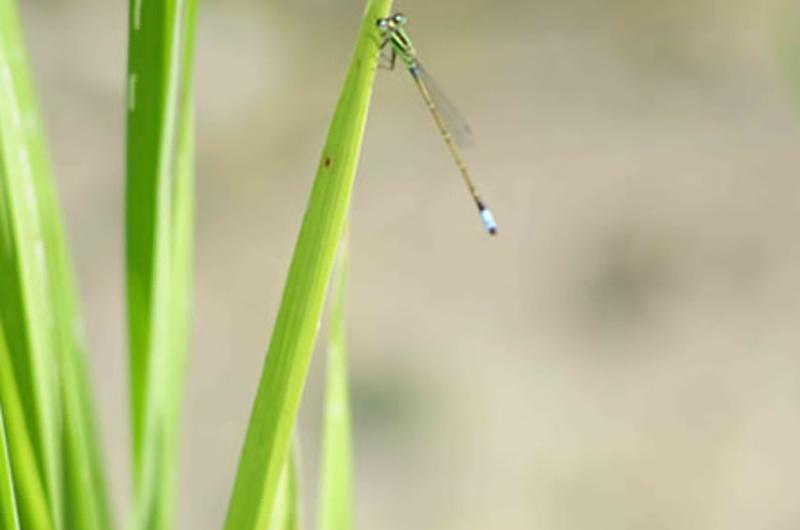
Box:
0 1 62 524
319 241 353 530
0 328 21 530
0 323 53 530
0 405 20 530
125 0 198 527
268 445 300 530
222 1 392 528
1 1 113 528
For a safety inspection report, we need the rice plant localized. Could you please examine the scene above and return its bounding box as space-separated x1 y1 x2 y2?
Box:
125 0 198 527
0 0 113 528
0 0 390 527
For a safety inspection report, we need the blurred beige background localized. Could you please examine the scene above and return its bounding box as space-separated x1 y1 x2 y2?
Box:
18 0 800 528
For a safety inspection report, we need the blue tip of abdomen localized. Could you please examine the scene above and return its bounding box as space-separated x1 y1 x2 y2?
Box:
480 208 497 235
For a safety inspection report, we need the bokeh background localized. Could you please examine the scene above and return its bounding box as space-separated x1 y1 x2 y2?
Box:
17 0 800 528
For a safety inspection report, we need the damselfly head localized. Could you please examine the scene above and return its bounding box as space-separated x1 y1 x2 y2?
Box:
377 13 407 31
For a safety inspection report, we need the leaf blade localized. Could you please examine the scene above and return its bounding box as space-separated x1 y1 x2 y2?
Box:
0 326 21 530
0 1 62 521
125 0 198 527
319 241 353 530
0 323 53 530
222 1 392 528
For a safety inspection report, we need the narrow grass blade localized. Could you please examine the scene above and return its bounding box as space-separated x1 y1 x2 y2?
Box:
222 1 392 528
319 240 353 530
0 324 53 530
41 41 114 530
61 333 114 530
268 444 300 530
0 403 20 530
0 1 114 527
0 2 62 524
125 0 198 527
0 327 21 530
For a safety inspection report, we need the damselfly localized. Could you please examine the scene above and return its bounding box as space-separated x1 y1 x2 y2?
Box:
377 13 497 236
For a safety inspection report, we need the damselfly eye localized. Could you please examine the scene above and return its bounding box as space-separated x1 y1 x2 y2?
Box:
392 13 407 24
377 18 389 29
